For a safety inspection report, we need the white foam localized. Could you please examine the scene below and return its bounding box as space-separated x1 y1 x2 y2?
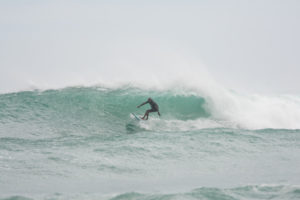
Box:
139 118 224 132
212 92 300 130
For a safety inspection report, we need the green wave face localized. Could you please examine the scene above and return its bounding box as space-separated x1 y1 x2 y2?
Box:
0 87 209 118
0 87 209 136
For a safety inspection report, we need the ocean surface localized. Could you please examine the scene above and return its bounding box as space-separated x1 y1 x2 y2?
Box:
1 86 300 200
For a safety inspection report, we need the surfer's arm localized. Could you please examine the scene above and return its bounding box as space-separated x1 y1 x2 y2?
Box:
137 101 148 108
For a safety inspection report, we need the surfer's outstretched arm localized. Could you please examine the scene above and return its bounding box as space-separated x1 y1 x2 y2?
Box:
137 101 148 108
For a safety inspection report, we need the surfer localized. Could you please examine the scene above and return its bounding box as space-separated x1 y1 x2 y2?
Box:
137 98 160 120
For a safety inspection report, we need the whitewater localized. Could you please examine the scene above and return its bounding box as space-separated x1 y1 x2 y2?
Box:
1 78 300 200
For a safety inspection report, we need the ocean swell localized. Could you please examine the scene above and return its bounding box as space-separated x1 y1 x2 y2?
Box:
1 85 300 131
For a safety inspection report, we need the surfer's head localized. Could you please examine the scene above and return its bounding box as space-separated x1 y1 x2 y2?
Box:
148 98 152 102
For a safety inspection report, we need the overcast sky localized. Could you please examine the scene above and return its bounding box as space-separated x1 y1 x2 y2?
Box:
0 0 299 94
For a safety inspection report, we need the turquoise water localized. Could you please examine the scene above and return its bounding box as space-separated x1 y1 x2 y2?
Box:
0 86 300 200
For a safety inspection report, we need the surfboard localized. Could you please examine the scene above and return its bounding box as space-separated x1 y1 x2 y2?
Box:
131 113 141 121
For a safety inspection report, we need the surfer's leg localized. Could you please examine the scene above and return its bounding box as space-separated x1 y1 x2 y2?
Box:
141 110 150 120
143 109 157 120
142 109 155 120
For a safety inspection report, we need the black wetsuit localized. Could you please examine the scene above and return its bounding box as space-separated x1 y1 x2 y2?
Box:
148 100 159 112
138 98 160 119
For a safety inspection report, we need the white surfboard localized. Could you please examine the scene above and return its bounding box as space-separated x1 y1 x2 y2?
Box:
131 113 141 121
